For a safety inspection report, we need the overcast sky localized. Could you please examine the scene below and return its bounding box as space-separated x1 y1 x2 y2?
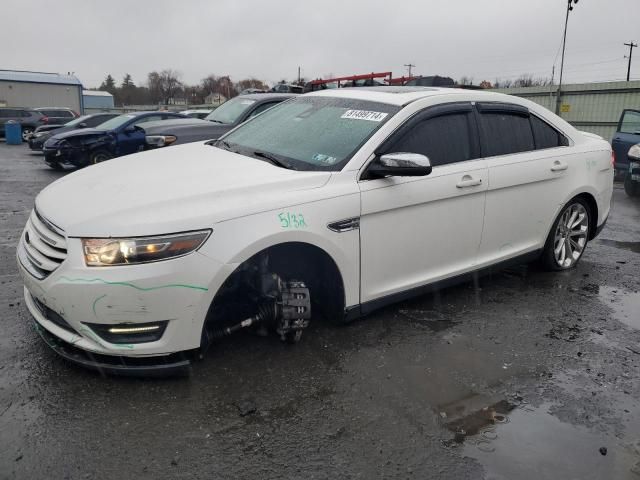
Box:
3 0 639 88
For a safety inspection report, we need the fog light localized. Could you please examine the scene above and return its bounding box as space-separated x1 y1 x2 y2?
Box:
109 325 161 334
83 321 168 344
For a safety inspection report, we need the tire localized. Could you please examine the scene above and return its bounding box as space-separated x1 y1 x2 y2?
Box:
21 127 34 142
540 198 591 271
624 175 640 197
89 149 113 165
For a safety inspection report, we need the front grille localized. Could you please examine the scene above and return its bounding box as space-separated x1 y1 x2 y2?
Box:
20 209 67 279
31 294 77 334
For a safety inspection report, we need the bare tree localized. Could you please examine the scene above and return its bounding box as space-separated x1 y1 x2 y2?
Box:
235 78 269 92
458 76 474 86
159 69 182 104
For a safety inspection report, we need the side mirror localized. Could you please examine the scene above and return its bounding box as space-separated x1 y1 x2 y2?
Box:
78 122 87 128
123 125 138 134
366 152 432 179
629 144 640 161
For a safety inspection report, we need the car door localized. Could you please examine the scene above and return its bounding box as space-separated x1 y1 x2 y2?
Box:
117 115 162 155
359 102 488 305
612 109 640 173
476 103 572 265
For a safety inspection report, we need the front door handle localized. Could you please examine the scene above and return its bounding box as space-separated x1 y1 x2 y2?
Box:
551 161 568 172
456 176 482 188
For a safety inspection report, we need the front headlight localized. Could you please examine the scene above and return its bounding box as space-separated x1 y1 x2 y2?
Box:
145 135 177 147
82 230 210 266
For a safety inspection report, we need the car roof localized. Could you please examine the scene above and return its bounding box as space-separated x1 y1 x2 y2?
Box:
236 93 297 101
34 107 74 111
305 86 521 106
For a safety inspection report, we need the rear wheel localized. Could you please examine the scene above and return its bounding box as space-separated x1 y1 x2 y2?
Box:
541 198 591 271
21 127 34 142
624 175 640 197
89 149 113 165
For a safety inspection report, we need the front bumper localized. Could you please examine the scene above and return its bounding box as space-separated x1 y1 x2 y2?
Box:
18 232 234 372
42 145 87 166
33 317 193 376
28 136 46 151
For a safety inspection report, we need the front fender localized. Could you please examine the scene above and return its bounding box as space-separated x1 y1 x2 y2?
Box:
198 194 361 308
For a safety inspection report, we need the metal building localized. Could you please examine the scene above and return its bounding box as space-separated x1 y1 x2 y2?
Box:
494 80 640 141
83 90 114 110
0 70 83 112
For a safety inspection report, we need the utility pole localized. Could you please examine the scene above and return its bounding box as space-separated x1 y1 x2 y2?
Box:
556 0 579 115
404 63 416 78
297 66 301 84
624 41 637 81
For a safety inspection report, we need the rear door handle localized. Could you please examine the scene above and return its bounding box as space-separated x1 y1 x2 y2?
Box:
456 176 482 188
551 161 568 172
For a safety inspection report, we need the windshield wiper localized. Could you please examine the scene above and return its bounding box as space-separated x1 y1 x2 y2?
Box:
252 151 295 170
208 119 225 124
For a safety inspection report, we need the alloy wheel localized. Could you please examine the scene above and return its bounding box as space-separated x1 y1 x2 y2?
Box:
553 203 589 268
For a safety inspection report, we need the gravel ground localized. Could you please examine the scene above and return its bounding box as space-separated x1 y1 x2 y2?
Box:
1 142 639 480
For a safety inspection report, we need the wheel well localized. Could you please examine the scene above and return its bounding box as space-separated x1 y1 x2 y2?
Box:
203 242 346 337
573 193 598 240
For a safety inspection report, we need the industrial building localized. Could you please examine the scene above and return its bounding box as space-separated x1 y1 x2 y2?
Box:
83 89 114 110
494 80 640 140
0 69 83 112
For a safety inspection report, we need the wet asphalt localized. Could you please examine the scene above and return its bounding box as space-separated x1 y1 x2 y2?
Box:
1 142 639 480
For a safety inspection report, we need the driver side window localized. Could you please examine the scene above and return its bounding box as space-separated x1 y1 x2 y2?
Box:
386 111 477 167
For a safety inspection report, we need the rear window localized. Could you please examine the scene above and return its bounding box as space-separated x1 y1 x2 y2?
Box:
619 110 640 134
479 112 535 157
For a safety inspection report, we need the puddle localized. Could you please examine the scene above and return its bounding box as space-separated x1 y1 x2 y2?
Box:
598 286 640 329
598 239 640 254
450 403 640 480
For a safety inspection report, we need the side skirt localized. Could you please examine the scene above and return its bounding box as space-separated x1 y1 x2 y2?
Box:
344 249 543 322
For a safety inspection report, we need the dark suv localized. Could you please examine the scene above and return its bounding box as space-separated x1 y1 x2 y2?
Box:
0 107 45 141
612 109 640 177
34 107 79 127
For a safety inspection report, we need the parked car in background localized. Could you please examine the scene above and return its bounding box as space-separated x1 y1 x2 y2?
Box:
28 113 118 151
271 84 303 94
18 87 613 373
612 108 640 177
34 107 79 127
179 109 214 119
0 107 45 140
42 111 187 169
143 93 294 148
624 144 640 197
239 88 267 95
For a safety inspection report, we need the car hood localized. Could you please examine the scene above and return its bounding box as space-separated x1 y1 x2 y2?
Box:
141 118 211 130
36 142 332 237
50 128 110 141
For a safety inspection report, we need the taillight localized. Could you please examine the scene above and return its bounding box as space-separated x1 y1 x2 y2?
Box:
73 111 79 117
41 116 49 124
611 151 616 168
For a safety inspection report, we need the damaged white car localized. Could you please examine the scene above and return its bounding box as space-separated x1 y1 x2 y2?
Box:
17 87 613 374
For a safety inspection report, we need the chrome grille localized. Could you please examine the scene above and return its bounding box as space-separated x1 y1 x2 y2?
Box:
19 209 67 279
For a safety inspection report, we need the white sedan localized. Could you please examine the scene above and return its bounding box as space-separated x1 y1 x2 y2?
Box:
17 87 613 374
